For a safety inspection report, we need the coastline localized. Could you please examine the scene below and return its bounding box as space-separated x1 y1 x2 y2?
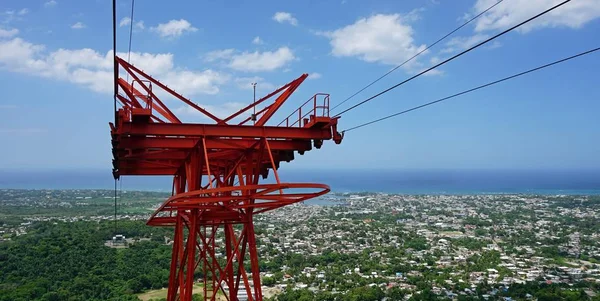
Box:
1 169 600 196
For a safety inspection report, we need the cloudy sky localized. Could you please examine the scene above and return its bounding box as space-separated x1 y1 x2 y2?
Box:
0 0 599 171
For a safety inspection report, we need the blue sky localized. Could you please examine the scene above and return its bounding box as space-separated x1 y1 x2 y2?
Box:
0 0 599 171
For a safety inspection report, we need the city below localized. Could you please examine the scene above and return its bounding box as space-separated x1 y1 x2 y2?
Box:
1 188 599 300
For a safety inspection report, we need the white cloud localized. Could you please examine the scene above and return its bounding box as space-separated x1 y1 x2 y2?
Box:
441 34 489 54
487 41 502 49
160 69 229 96
272 12 298 26
125 52 178 75
2 9 24 23
71 22 86 29
119 17 131 27
404 7 426 22
69 68 113 93
47 48 113 71
119 17 145 30
234 76 276 91
0 37 229 95
134 21 145 30
151 19 197 38
0 38 45 64
228 47 295 72
0 28 19 38
205 49 235 62
320 14 426 67
206 47 295 72
175 102 246 120
473 0 600 33
44 0 57 7
419 68 444 76
252 36 263 45
308 72 322 80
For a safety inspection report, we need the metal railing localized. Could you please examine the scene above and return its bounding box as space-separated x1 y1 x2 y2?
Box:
278 93 330 127
131 79 153 110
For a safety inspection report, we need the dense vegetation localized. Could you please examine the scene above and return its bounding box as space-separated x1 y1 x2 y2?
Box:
0 189 168 218
0 221 171 301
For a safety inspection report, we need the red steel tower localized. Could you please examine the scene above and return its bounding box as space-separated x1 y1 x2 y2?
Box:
110 57 343 300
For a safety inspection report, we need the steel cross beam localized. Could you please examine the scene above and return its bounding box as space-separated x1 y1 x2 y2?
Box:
116 137 312 151
117 122 337 139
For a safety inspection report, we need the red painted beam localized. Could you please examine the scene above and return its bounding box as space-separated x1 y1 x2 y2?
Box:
256 74 308 126
120 150 188 160
117 149 291 162
118 122 334 140
118 167 178 175
116 137 311 151
117 158 287 176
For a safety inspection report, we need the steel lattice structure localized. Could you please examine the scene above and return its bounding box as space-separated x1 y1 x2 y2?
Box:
110 56 342 301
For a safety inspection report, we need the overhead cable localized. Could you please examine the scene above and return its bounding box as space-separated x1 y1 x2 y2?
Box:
127 0 135 64
112 0 117 122
330 0 506 112
342 46 600 132
334 0 572 117
125 0 135 83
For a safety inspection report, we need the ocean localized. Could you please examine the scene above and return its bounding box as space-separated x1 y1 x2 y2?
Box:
1 169 600 195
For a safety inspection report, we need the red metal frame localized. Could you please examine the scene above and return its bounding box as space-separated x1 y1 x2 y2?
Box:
110 56 342 301
278 93 330 128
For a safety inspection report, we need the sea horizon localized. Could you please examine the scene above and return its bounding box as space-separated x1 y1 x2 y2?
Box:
1 168 599 196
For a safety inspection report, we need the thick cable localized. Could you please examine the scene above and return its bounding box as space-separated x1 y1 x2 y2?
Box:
334 0 572 117
112 0 117 122
126 0 135 83
330 0 506 112
343 46 600 132
127 0 135 64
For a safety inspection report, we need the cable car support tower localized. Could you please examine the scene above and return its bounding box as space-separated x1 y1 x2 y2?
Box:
110 56 343 300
